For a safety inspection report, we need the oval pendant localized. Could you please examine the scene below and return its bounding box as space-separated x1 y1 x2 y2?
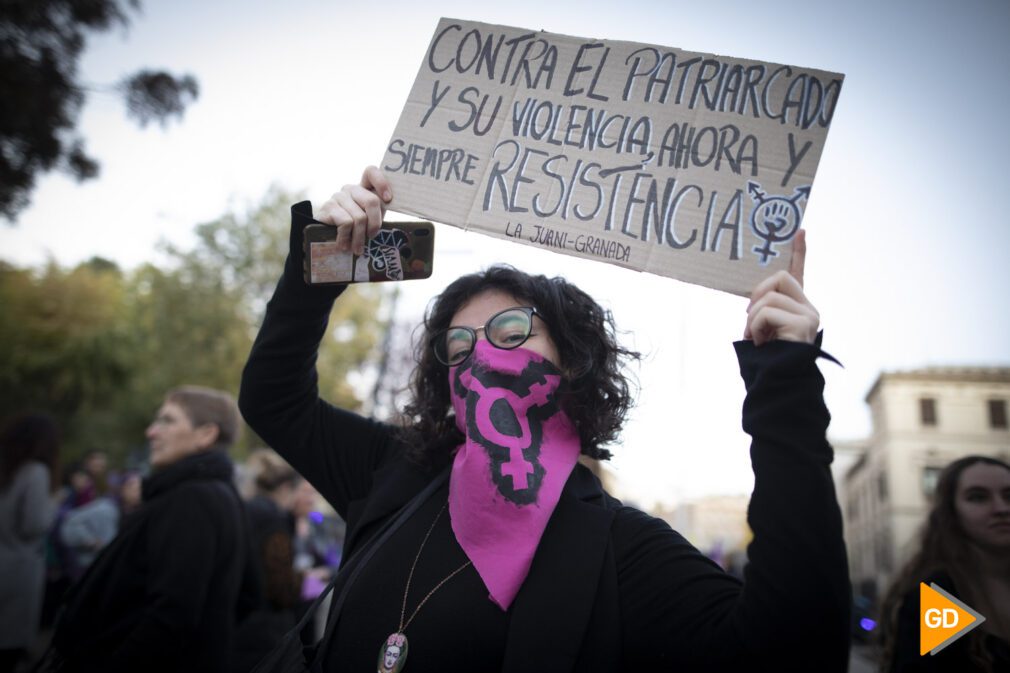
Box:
377 632 409 673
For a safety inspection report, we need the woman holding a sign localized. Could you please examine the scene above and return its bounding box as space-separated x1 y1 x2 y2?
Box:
239 166 850 672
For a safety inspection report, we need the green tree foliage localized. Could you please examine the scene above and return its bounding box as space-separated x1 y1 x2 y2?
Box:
0 0 200 221
0 258 132 416
161 185 292 322
0 257 136 460
319 280 387 412
0 189 388 464
160 186 388 410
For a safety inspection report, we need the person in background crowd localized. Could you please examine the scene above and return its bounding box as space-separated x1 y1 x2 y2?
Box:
232 449 301 673
58 465 95 513
292 478 343 643
880 455 1010 673
0 413 60 673
40 386 258 673
113 471 143 522
39 463 95 632
81 450 109 496
292 478 342 587
58 478 119 578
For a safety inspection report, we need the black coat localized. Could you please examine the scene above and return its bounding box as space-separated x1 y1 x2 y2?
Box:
50 449 257 673
237 202 852 672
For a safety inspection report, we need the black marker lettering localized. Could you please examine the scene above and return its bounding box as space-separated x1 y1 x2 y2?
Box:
674 57 702 105
564 42 609 100
620 172 650 239
421 80 451 128
800 76 823 130
509 146 549 213
665 183 701 250
739 65 765 117
709 189 744 260
622 47 658 102
427 23 461 73
474 33 505 79
688 59 722 110
783 133 812 186
534 154 567 217
820 78 842 127
761 66 791 122
448 87 502 137
574 163 604 220
483 140 521 212
384 139 408 173
780 73 807 126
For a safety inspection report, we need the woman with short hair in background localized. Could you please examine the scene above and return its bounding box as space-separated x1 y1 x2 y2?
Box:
41 386 258 673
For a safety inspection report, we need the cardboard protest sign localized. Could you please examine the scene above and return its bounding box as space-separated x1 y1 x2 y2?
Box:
382 18 843 296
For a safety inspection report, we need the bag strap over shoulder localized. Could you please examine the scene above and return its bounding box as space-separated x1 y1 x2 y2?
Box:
250 468 448 673
308 467 449 669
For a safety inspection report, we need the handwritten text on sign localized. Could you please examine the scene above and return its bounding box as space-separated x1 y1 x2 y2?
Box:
382 18 843 296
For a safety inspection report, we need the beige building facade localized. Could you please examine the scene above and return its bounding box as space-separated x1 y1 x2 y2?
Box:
837 367 1010 602
650 495 751 576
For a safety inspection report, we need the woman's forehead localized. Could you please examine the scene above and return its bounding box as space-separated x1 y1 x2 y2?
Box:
450 290 525 327
958 463 1010 491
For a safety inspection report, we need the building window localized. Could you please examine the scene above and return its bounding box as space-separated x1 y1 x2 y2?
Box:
877 473 888 502
989 399 1008 429
920 398 938 426
922 466 942 497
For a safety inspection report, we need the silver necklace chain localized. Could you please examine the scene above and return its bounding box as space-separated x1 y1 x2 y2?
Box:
397 502 472 633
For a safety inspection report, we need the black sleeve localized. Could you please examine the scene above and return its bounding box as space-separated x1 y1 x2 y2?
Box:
890 588 933 673
617 339 851 672
238 202 400 518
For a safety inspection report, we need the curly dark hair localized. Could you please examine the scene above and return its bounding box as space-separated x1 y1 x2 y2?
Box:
398 264 640 465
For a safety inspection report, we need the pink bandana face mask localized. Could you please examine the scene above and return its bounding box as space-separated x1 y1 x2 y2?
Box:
447 339 580 610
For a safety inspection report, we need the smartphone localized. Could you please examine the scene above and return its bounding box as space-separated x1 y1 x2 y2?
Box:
303 221 435 285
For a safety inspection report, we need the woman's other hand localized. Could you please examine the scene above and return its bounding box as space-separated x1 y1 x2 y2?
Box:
744 230 820 346
315 166 393 256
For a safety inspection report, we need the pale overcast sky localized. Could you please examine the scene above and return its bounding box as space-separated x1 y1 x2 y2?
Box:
3 0 1008 506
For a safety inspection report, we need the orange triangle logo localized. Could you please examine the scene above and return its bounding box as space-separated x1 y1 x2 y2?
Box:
919 582 986 656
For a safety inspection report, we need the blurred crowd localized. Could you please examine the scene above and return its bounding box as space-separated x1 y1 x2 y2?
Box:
2 402 1007 672
0 409 345 673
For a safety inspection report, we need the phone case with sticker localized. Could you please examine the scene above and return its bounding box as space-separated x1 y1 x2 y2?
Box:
302 221 435 285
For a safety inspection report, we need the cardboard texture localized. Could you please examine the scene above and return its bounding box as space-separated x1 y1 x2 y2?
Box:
382 18 843 296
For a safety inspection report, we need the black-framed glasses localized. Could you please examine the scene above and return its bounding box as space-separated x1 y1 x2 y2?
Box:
432 306 541 366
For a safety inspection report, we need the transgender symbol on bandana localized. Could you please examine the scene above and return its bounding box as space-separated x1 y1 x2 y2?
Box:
452 352 563 505
454 351 565 503
448 341 580 610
